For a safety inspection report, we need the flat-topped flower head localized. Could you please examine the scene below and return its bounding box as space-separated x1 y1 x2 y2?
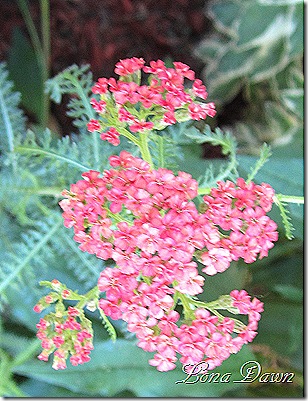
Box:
87 58 216 146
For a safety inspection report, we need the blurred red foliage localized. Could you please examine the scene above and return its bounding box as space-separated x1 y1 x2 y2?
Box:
0 0 209 79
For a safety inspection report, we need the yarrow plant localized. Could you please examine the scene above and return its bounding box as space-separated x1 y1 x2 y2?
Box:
34 57 298 373
86 57 215 167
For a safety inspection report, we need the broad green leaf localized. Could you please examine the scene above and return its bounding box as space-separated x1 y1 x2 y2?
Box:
249 38 290 82
0 333 37 359
194 37 228 63
14 339 255 397
227 379 304 398
204 74 243 105
279 88 304 119
246 237 303 292
213 47 256 77
198 263 245 303
7 28 43 122
264 99 299 135
275 59 303 89
208 0 242 36
289 3 304 58
237 3 290 49
241 233 303 369
273 284 303 302
257 0 303 5
19 379 91 398
255 301 303 357
177 143 236 188
269 128 303 159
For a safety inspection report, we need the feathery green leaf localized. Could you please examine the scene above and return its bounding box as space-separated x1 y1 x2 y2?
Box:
274 194 295 239
99 309 117 342
246 142 272 182
0 216 63 306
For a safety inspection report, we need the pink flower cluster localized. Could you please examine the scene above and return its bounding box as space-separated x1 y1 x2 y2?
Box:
87 58 216 145
98 268 263 371
99 270 263 372
201 178 278 274
58 151 278 371
60 152 278 277
35 306 93 370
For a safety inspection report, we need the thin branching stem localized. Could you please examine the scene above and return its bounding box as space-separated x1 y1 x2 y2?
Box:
15 145 91 171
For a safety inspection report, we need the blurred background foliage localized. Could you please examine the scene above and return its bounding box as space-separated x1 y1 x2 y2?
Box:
195 0 304 156
0 0 304 397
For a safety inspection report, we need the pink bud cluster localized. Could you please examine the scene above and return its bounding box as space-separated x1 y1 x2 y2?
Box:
58 151 277 371
87 58 216 145
34 280 94 369
35 306 93 370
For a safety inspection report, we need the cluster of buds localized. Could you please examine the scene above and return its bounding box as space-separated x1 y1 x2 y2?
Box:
34 280 94 369
87 57 216 146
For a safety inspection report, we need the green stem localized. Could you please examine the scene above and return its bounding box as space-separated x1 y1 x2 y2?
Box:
17 0 50 126
177 292 195 320
4 380 28 398
275 194 304 204
0 79 17 171
11 339 41 368
197 187 211 195
15 145 91 171
40 0 50 127
175 292 247 333
17 0 43 66
11 186 63 197
116 126 154 168
65 73 100 170
76 286 99 309
117 127 140 148
186 298 246 333
107 210 131 225
139 132 154 169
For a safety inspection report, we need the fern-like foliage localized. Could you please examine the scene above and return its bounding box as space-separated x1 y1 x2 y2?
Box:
0 216 62 306
0 62 26 154
161 121 197 145
45 64 96 130
0 214 104 308
182 124 239 188
246 143 272 183
148 132 183 170
0 167 45 226
99 309 117 342
13 128 131 187
14 129 91 179
274 195 295 240
55 226 104 289
0 64 123 308
44 64 138 172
